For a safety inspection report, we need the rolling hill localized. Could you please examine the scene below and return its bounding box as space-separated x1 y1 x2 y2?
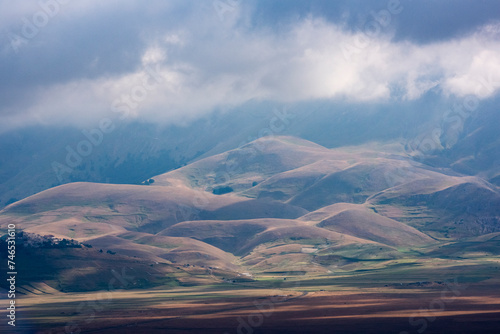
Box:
1 135 499 292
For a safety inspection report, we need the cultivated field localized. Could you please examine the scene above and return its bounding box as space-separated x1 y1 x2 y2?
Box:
6 277 500 334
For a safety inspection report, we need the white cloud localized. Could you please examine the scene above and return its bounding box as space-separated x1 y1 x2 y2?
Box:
141 47 167 66
2 15 500 129
443 49 500 98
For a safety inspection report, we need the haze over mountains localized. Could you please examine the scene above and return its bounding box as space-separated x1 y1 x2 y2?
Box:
1 94 500 210
2 133 499 291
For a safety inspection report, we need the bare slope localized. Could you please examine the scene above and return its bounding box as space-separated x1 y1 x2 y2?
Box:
159 218 374 256
369 177 500 238
313 205 434 246
1 135 499 290
0 181 307 234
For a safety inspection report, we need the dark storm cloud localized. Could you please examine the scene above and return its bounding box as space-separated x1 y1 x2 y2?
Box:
0 0 201 122
0 0 499 131
250 0 500 43
0 2 178 92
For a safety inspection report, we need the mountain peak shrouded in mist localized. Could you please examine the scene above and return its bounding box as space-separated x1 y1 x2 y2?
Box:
1 92 499 209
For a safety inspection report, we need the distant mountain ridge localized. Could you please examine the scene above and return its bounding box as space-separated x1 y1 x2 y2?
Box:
1 135 499 291
2 95 499 209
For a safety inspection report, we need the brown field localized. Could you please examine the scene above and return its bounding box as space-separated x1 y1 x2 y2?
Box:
3 280 500 334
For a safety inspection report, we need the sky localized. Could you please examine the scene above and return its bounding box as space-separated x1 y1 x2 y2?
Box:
0 0 499 132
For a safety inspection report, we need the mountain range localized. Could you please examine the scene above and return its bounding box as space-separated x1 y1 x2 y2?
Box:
2 133 499 291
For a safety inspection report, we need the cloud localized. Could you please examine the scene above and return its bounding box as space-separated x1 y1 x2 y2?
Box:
0 1 499 131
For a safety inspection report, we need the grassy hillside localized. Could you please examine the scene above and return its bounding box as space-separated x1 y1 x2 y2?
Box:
1 135 499 292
